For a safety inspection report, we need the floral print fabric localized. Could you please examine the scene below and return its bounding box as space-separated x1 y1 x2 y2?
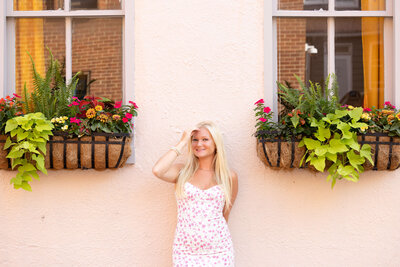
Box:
173 182 234 266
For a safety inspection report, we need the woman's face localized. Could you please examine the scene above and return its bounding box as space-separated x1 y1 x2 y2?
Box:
191 127 216 159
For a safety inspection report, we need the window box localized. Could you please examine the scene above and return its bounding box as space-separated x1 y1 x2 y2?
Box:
0 132 132 170
257 132 400 171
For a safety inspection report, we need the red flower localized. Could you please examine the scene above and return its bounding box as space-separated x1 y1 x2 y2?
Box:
263 107 271 114
288 113 293 117
129 101 138 109
70 117 81 125
125 113 133 119
259 118 267 122
384 101 391 106
114 101 122 109
363 108 372 112
122 117 129 123
13 93 21 98
254 99 264 105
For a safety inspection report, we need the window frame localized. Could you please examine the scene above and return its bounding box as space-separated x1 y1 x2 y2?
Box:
0 0 136 163
266 0 396 119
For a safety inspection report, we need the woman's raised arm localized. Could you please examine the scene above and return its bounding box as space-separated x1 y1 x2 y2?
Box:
152 129 195 183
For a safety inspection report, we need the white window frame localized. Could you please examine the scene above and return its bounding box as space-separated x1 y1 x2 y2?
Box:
265 0 397 118
0 0 136 163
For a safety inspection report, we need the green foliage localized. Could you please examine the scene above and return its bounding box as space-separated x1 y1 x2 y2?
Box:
4 112 54 191
26 49 79 119
299 108 373 188
277 74 340 138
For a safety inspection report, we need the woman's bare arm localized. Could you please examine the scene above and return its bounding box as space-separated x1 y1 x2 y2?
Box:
223 171 238 222
152 130 194 183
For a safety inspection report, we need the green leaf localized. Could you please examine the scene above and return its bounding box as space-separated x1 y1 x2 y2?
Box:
27 170 40 180
35 123 53 132
310 156 326 172
315 127 331 142
36 142 46 154
347 150 365 169
5 119 18 133
341 137 360 151
315 145 328 156
17 131 29 142
348 107 363 120
325 152 337 163
334 109 348 118
21 181 32 191
298 139 305 147
328 139 349 153
303 138 321 150
11 158 24 169
290 116 299 128
360 144 374 165
337 122 352 139
337 165 356 177
4 137 14 150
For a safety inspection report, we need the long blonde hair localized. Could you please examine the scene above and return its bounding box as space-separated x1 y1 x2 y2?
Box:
175 121 232 207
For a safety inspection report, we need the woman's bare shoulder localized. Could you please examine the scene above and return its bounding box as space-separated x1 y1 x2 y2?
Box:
230 170 238 182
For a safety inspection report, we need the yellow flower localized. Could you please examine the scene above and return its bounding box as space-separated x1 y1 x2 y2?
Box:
97 114 109 123
112 114 121 121
361 113 371 121
95 105 103 111
51 118 56 123
396 113 400 120
360 126 368 132
388 114 395 121
348 105 354 110
61 125 68 131
86 108 96 119
63 116 68 120
382 109 394 115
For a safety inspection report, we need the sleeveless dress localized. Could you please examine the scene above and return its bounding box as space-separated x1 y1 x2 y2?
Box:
173 182 235 266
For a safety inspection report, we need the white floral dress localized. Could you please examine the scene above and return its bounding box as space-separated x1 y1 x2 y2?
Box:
173 182 235 266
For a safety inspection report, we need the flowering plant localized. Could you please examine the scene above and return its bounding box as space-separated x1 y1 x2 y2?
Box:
51 96 138 137
0 94 24 134
359 101 400 136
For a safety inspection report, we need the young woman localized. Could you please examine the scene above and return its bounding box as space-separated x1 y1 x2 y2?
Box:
152 121 238 266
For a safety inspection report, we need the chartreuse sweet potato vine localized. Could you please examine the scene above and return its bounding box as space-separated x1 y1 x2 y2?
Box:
4 112 54 191
299 107 374 188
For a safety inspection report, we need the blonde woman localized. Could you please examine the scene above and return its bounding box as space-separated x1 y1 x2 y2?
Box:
152 121 238 266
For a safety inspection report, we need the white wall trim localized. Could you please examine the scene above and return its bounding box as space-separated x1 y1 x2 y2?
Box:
394 0 400 106
7 10 124 17
264 0 275 116
384 17 393 103
0 1 5 98
124 0 135 164
273 10 392 17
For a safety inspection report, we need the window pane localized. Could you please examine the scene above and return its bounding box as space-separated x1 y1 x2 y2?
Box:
277 18 327 90
71 0 121 10
72 18 123 101
335 17 384 108
279 0 328 10
13 0 64 10
15 18 66 95
335 0 385 11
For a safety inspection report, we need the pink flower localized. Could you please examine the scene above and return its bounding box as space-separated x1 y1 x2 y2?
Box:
129 101 138 109
114 101 122 109
263 107 271 114
70 117 81 125
363 108 372 112
13 93 21 98
72 96 79 100
122 117 129 123
259 118 267 122
254 99 264 105
341 105 348 108
384 101 391 106
68 101 79 107
125 113 133 119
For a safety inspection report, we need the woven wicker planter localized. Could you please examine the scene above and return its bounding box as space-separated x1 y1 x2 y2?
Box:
0 132 132 170
257 132 400 171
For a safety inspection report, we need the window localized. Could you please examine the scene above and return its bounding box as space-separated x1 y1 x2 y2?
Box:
5 0 124 102
273 0 393 108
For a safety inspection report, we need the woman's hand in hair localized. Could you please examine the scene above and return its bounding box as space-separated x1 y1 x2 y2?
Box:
179 127 199 146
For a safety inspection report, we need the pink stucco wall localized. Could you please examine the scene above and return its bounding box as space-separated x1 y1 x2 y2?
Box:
1 0 400 266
